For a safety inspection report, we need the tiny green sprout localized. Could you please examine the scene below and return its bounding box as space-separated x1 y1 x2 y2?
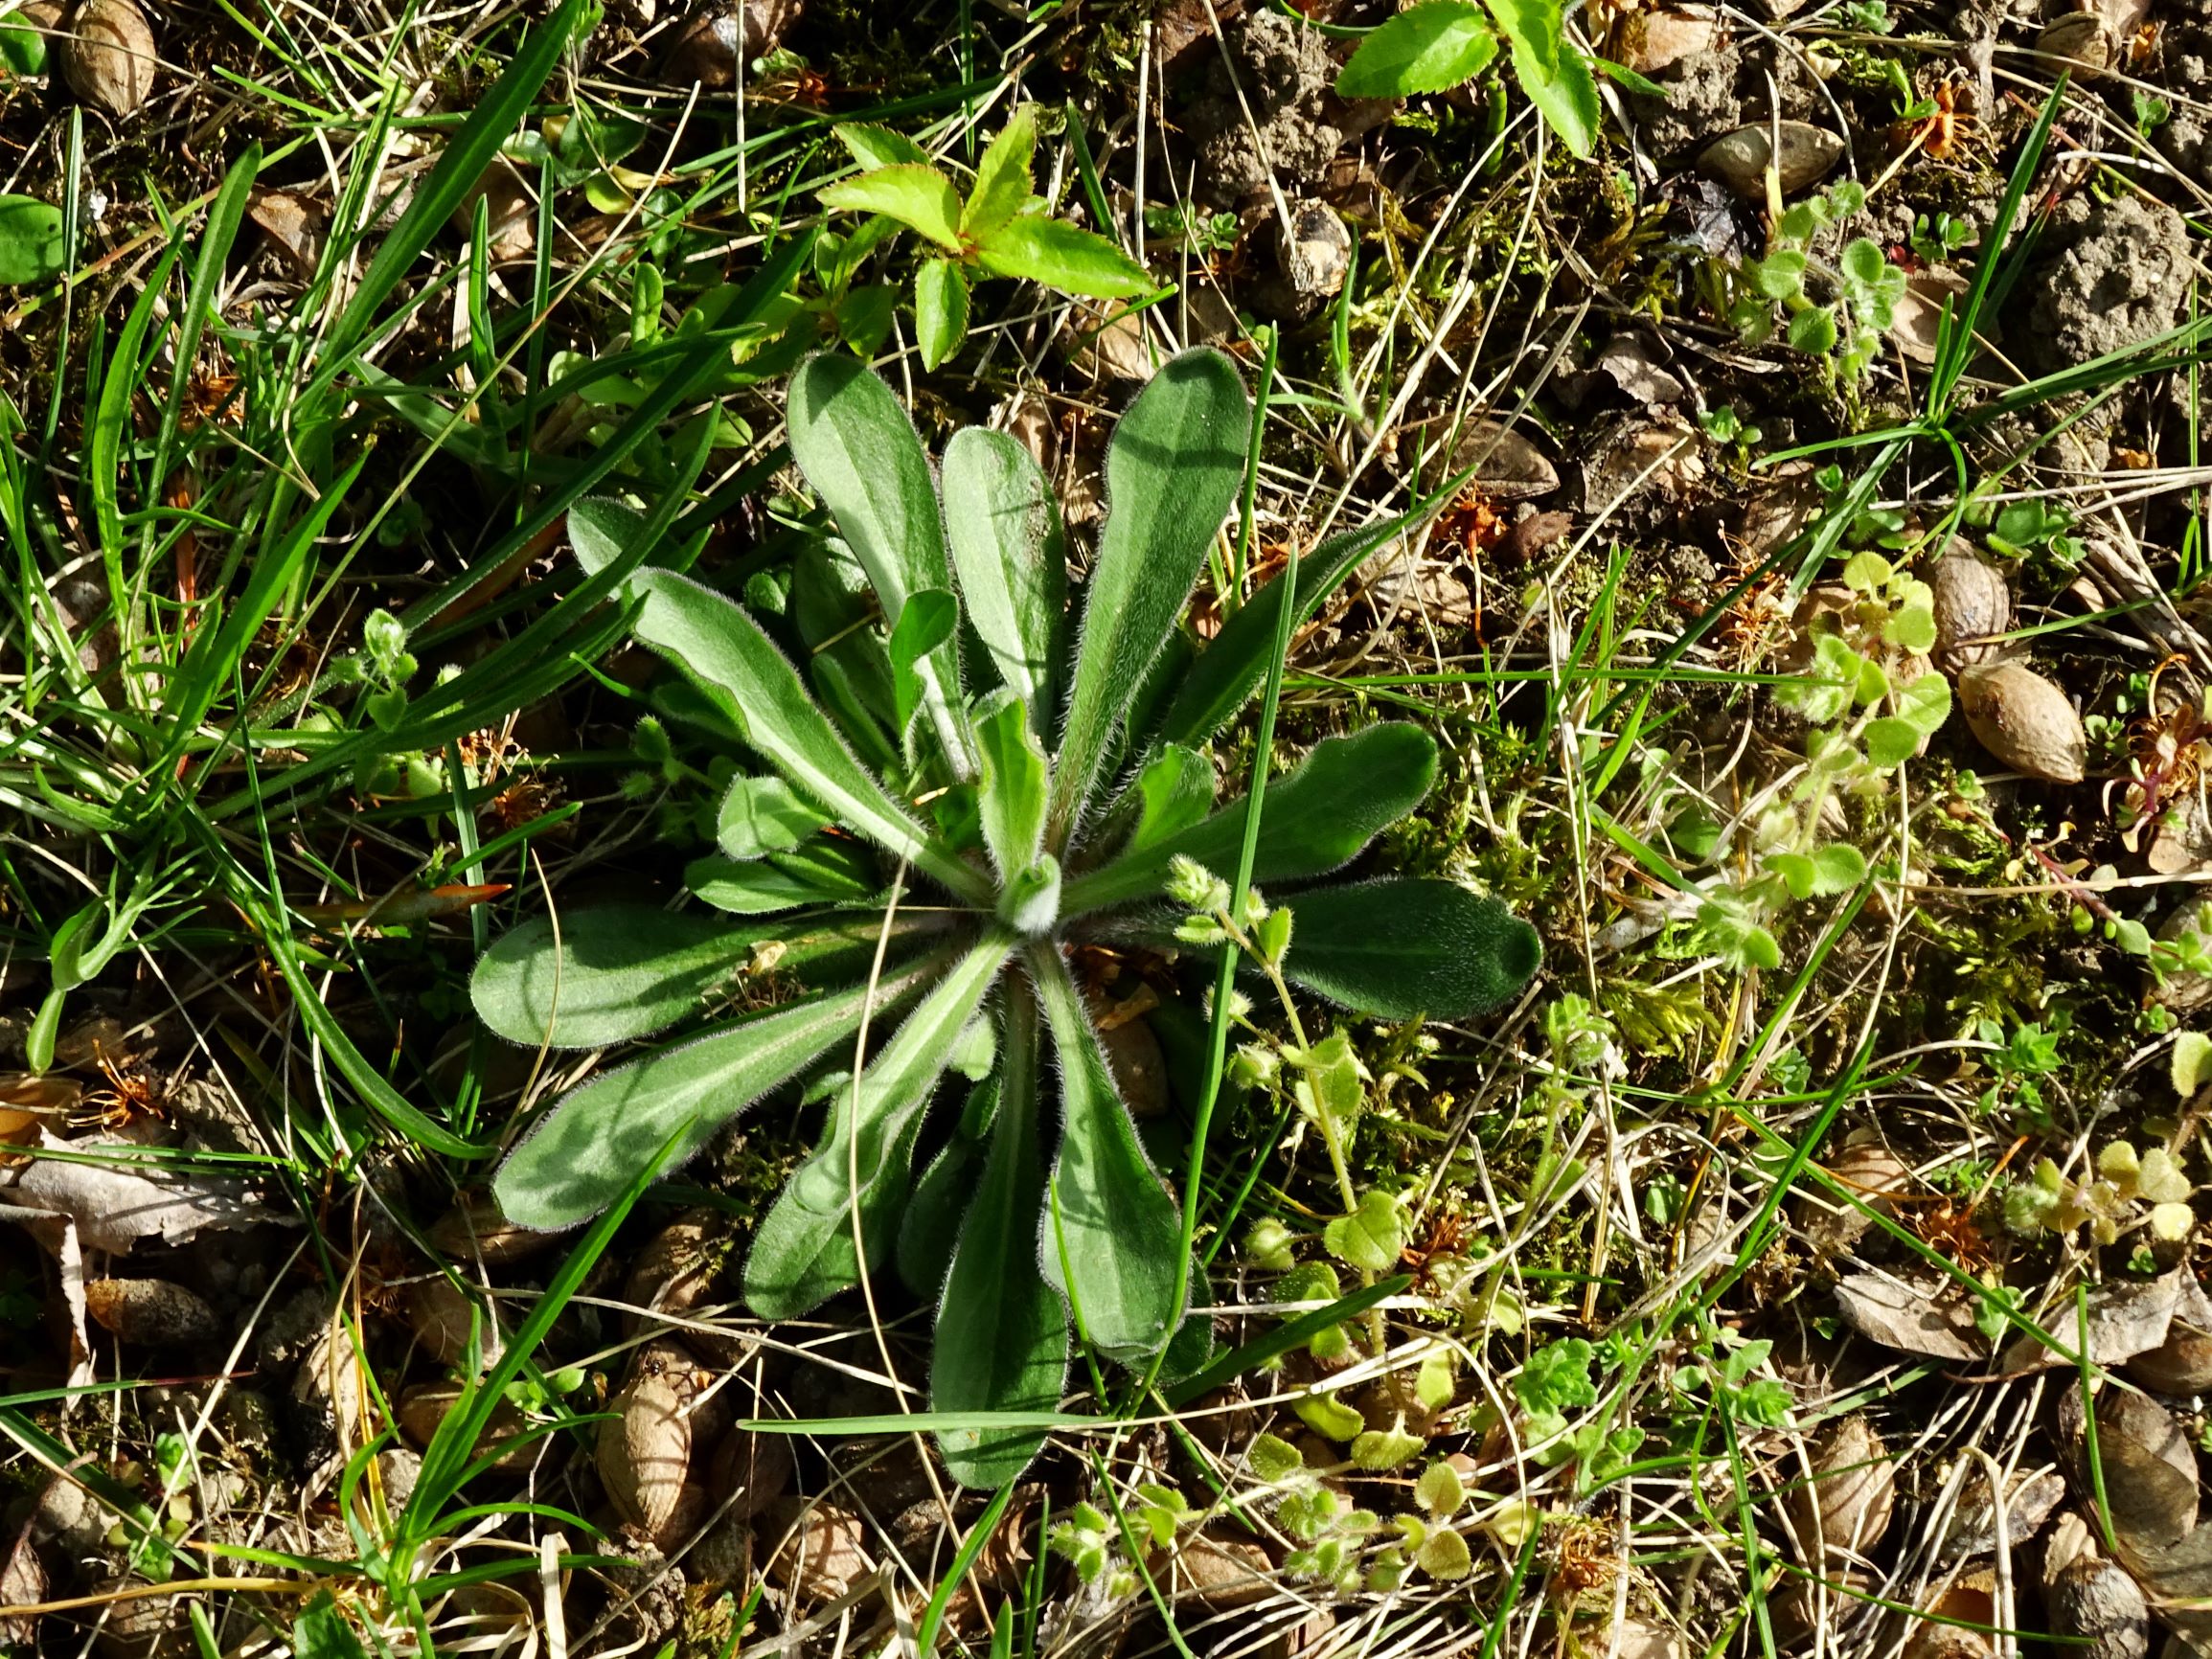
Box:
1351 1424 1426 1469
1245 1216 1297 1269
1247 1432 1309 1484
1167 852 1233 915
1134 1484 1192 1549
1416 1459 1468 1517
1048 1502 1124 1590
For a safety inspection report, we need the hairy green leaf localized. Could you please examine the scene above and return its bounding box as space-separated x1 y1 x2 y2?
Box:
889 588 960 733
819 164 965 251
915 258 969 371
974 215 1152 299
899 1077 998 1296
933 995 1068 1486
494 960 939 1230
976 693 1049 878
744 933 1015 1318
961 106 1038 241
1126 744 1216 854
1035 953 1184 1361
1051 350 1248 838
1161 506 1431 747
1279 878 1540 1020
787 355 971 768
472 905 741 1048
1064 724 1437 915
0 14 48 74
684 858 819 914
629 568 987 902
473 907 924 1048
1334 1 1497 98
0 195 65 286
1482 0 1602 157
941 426 1067 726
1324 1190 1407 1274
718 775 832 860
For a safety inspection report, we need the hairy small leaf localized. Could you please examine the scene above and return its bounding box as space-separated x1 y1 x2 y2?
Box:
899 1078 997 1295
1279 878 1539 1020
473 906 743 1047
932 997 1068 1486
0 195 65 286
889 588 960 733
744 934 1015 1317
1035 953 1184 1361
1064 724 1437 915
494 961 937 1230
976 693 1049 877
1051 350 1250 836
718 775 831 860
1161 506 1431 747
941 426 1067 726
629 568 985 902
787 354 971 766
1127 744 1216 854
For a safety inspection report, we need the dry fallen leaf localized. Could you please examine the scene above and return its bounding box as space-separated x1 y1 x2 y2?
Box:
1448 420 1560 501
0 1520 42 1647
1936 1466 2065 1563
1586 331 1687 405
4 1131 276 1251
2001 1272 2189 1375
1795 1137 1916 1256
1834 1269 1985 1360
2061 1386 2200 1564
768 1500 873 1604
1789 1416 1895 1564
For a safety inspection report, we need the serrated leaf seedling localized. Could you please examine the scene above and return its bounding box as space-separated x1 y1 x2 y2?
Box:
470 348 1539 1485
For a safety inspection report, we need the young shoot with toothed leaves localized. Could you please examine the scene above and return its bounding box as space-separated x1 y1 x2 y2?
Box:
1334 0 1603 158
470 349 1539 1487
817 106 1153 371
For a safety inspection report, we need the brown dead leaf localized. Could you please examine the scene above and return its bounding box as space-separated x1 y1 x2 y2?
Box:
1174 1531 1275 1608
1789 1416 1894 1564
1448 420 1559 501
1588 331 1687 405
768 1500 873 1604
1936 1466 2065 1563
2061 1386 2200 1564
0 1519 42 1647
1891 267 1969 366
1834 1269 1985 1360
2124 1520 2212 1653
2128 1272 2212 1394
2001 1272 2189 1375
4 1131 276 1251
